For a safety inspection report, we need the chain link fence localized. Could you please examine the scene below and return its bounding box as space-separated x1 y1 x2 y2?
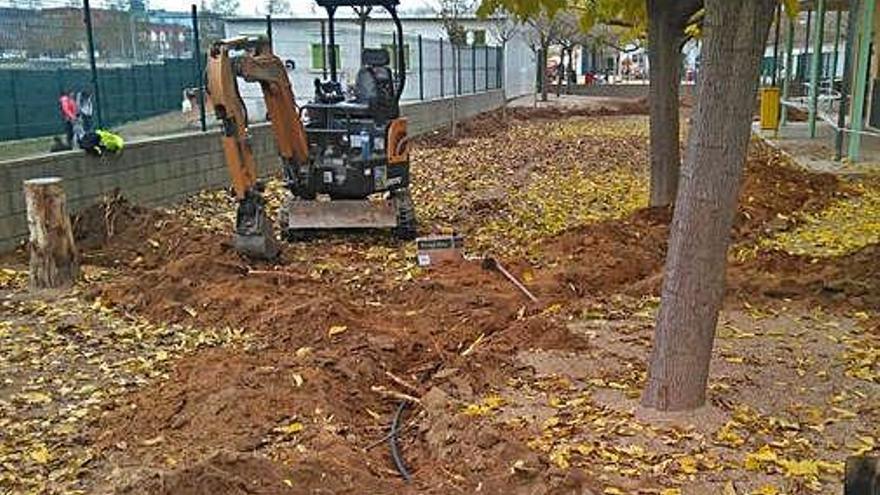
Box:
0 0 223 159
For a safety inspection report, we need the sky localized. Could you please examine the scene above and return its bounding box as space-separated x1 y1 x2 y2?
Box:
147 0 437 17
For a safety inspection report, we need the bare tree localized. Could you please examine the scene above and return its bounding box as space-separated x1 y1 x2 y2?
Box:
209 0 239 16
487 9 519 118
264 0 291 15
353 5 373 57
436 0 475 138
554 11 582 96
524 12 560 102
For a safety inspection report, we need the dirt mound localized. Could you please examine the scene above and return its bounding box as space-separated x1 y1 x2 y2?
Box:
735 141 842 241
530 141 846 301
73 192 151 251
536 207 671 299
729 244 880 310
113 452 297 495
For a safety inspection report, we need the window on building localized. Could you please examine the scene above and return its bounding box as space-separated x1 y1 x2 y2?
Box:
472 30 487 46
310 44 341 71
381 43 411 71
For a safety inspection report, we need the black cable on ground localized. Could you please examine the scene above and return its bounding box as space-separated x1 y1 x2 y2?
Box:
389 401 412 482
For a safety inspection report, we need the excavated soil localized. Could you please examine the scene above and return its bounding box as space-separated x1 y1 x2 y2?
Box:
76 111 874 493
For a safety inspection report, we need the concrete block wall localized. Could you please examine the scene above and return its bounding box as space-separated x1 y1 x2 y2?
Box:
403 90 505 135
547 83 697 99
0 90 504 252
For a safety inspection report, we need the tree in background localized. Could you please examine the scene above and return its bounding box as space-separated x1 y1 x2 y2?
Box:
487 10 519 118
353 5 373 57
645 0 701 208
437 0 475 138
554 11 582 96
479 0 700 209
209 0 240 16
264 0 291 15
524 12 560 102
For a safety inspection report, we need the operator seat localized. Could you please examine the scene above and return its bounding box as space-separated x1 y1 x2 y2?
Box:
355 48 399 121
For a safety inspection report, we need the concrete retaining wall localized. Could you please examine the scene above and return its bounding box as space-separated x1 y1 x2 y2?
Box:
547 83 697 99
0 90 504 252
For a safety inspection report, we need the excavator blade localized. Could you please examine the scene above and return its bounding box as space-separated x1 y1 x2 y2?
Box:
282 199 398 231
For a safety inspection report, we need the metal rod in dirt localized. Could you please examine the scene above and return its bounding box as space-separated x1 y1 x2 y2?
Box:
191 4 207 132
83 0 102 127
484 256 538 303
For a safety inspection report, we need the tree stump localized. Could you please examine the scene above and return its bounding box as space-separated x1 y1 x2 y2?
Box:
24 177 79 290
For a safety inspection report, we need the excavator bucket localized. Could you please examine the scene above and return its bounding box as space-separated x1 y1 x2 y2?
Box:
234 200 280 260
282 199 398 231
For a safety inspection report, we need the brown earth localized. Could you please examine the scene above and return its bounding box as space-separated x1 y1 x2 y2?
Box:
70 110 874 493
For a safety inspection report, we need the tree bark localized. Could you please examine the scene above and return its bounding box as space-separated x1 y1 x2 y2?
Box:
641 0 777 412
24 177 79 290
647 0 684 208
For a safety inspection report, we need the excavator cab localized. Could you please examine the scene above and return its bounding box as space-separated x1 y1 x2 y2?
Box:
206 0 417 259
285 0 415 239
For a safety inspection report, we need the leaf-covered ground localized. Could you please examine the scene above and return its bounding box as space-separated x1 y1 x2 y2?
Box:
0 107 877 495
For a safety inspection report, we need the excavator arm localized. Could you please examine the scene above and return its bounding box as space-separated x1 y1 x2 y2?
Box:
206 35 310 259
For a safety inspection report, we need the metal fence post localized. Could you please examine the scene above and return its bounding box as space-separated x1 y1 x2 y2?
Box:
83 0 102 127
484 45 489 90
10 70 21 139
457 46 462 95
192 4 207 132
497 46 503 90
266 14 273 51
771 3 781 86
471 45 476 93
418 35 424 100
440 38 444 97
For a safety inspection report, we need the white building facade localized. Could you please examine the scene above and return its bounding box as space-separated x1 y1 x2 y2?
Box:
224 14 536 118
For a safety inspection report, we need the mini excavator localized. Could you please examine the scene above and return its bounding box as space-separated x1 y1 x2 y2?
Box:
206 0 416 259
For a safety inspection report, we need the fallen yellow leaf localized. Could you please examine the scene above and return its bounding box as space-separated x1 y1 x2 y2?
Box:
29 445 50 464
751 485 779 495
328 325 348 337
677 455 698 474
744 445 777 471
277 422 304 435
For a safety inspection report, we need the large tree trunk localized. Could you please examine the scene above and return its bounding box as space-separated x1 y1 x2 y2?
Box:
24 177 79 290
641 0 777 412
647 0 684 208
